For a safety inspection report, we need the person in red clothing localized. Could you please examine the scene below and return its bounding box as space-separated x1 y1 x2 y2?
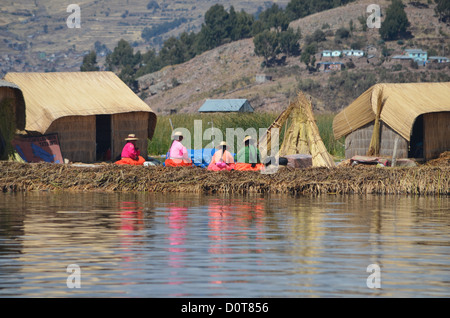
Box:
115 134 146 165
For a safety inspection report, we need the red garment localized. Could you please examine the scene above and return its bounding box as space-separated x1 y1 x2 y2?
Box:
165 158 192 167
116 156 146 166
234 163 265 171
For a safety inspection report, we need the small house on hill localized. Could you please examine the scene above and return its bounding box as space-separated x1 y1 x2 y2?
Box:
198 99 254 113
4 72 157 163
333 82 450 161
0 80 26 159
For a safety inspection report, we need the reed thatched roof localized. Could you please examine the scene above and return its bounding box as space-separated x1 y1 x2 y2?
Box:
333 82 450 141
3 72 157 138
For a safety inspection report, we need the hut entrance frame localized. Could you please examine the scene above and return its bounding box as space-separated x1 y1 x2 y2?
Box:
96 114 112 161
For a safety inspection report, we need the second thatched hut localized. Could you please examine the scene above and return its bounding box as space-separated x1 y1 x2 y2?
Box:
333 82 450 161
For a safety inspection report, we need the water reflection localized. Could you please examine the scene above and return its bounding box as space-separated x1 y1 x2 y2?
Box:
0 192 448 297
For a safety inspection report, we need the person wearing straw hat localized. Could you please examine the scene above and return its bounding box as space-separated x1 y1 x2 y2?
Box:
164 131 192 167
234 136 264 171
208 141 235 171
115 134 146 165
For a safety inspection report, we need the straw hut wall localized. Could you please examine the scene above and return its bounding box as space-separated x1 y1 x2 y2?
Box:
333 83 450 161
344 121 408 159
4 72 157 163
0 80 26 160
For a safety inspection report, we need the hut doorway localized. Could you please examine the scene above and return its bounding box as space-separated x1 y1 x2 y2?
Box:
0 131 5 159
409 115 424 159
96 115 111 161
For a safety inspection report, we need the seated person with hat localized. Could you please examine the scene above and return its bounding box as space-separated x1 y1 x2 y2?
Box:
234 136 264 171
208 141 235 171
165 131 192 167
115 134 146 165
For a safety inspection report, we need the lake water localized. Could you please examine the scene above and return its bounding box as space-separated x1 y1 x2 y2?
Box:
0 192 448 298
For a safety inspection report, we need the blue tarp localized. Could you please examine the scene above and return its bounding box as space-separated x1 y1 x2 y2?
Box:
163 148 236 168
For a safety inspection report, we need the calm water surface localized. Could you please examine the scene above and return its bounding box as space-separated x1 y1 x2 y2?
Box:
0 192 448 297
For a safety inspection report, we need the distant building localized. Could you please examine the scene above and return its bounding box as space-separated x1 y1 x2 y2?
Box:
198 99 254 113
428 56 449 63
404 49 428 62
321 50 332 58
331 50 341 57
317 62 344 72
255 74 272 83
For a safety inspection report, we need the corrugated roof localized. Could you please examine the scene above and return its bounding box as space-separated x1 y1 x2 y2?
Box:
4 72 157 137
198 99 253 112
333 82 450 141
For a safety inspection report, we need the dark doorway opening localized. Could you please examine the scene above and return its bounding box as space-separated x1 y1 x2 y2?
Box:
409 115 424 159
96 115 111 161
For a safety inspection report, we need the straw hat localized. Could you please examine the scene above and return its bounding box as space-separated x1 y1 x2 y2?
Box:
243 136 252 143
125 134 139 141
172 131 183 139
219 141 227 146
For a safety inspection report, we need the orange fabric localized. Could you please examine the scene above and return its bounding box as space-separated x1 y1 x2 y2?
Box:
208 163 236 171
115 156 146 166
234 163 265 171
165 158 192 167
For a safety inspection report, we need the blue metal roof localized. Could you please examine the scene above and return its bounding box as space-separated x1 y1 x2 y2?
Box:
198 99 253 112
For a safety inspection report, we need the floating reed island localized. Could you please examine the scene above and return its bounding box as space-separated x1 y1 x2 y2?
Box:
0 162 448 196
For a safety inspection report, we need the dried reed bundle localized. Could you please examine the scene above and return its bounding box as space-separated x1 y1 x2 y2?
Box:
0 162 448 196
367 88 384 156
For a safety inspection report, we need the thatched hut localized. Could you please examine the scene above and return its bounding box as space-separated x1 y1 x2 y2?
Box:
4 72 157 163
0 80 26 160
333 82 450 161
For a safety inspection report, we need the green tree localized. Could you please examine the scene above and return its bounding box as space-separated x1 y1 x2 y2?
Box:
435 0 450 22
379 0 410 41
253 30 281 65
80 51 99 71
278 28 301 56
300 42 317 68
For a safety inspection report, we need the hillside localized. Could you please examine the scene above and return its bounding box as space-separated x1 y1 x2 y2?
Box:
138 0 450 115
0 0 288 76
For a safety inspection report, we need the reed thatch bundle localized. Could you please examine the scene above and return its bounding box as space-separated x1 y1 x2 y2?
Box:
367 88 385 156
261 92 335 168
0 162 448 196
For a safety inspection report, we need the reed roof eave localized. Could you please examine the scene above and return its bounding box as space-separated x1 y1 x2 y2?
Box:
3 72 156 136
333 82 450 141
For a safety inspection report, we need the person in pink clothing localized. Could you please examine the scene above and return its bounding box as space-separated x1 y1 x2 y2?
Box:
115 134 145 165
208 141 235 171
165 131 192 167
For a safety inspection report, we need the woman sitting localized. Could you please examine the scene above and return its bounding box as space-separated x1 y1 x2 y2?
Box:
234 136 264 171
115 134 146 165
164 131 192 167
208 141 235 171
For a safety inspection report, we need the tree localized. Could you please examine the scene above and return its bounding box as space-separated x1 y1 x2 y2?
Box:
300 42 317 68
106 39 138 70
278 28 301 56
253 30 281 65
435 0 450 22
379 0 410 41
80 51 99 71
